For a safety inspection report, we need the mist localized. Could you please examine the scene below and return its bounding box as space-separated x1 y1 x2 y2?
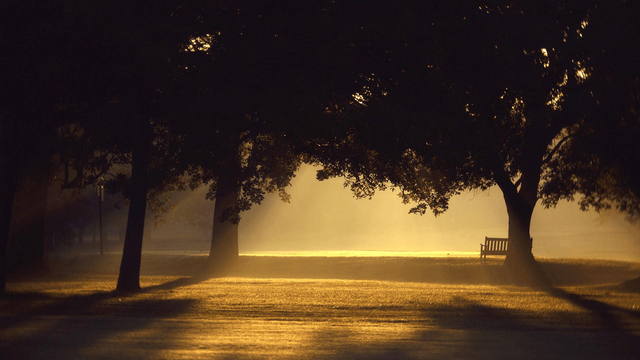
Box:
241 165 640 261
149 164 640 261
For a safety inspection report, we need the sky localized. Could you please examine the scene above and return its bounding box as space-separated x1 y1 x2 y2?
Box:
237 164 640 262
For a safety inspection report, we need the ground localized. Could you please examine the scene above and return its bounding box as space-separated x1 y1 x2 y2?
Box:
2 253 640 359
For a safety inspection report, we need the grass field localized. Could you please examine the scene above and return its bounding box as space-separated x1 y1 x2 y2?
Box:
2 253 640 359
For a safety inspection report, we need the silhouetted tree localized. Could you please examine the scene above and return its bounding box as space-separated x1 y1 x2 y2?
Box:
539 0 640 218
1 0 205 292
75 2 202 292
172 2 325 274
309 1 639 286
0 1 77 292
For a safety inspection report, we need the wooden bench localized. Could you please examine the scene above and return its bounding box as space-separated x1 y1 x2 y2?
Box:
480 237 533 263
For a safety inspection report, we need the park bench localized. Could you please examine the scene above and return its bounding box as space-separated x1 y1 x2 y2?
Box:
480 237 533 263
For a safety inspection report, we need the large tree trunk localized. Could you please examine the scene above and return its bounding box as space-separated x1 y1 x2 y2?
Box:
499 173 551 289
116 123 150 292
0 158 21 294
205 175 239 275
503 193 536 268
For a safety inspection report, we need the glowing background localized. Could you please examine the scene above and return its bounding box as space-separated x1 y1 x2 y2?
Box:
237 165 640 261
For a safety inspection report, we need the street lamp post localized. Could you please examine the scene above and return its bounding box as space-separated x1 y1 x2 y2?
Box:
96 178 104 255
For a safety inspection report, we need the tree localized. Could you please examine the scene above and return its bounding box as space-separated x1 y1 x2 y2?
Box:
170 1 355 274
78 1 202 291
0 0 79 292
1 0 317 291
309 1 639 286
540 0 640 218
50 0 390 284
0 0 204 292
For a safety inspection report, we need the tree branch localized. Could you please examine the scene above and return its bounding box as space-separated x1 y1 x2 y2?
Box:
541 133 573 166
491 162 517 199
514 175 522 190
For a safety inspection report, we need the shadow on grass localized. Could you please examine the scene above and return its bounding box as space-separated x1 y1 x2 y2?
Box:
4 267 640 359
138 274 208 292
617 276 640 293
539 259 640 286
550 287 640 329
306 294 640 360
0 277 202 360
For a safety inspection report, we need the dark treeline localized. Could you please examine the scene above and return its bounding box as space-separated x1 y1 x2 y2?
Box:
1 1 639 293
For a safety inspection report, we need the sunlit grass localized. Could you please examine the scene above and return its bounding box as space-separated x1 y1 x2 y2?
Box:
242 250 479 257
6 276 639 324
4 276 640 359
3 255 640 359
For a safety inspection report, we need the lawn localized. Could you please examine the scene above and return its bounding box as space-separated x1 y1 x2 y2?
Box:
2 253 640 359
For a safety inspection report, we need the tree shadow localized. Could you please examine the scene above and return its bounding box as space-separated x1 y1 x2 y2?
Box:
431 298 640 359
0 278 203 359
617 276 640 293
137 274 208 292
539 260 640 287
549 286 640 330
305 294 640 359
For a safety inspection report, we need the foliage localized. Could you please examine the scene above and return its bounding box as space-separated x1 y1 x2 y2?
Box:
170 1 346 224
539 0 640 219
310 1 638 218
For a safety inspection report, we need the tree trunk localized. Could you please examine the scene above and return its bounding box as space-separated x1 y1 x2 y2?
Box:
0 159 21 294
500 179 551 289
503 193 535 265
205 175 239 275
6 170 48 280
116 122 150 292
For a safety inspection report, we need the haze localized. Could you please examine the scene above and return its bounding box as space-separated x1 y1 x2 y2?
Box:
151 164 638 262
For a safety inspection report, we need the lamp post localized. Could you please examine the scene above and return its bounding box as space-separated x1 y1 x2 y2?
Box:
96 178 104 255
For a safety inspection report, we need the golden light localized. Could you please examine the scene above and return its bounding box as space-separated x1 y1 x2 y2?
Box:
185 33 217 52
540 48 550 68
574 61 590 83
352 92 367 106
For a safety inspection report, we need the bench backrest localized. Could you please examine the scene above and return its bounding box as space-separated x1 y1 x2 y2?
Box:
485 237 509 252
484 237 533 251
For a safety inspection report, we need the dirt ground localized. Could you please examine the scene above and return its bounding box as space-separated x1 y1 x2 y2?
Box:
2 253 640 359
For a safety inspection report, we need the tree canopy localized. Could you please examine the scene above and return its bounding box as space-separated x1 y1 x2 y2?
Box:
2 0 638 292
307 0 640 285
